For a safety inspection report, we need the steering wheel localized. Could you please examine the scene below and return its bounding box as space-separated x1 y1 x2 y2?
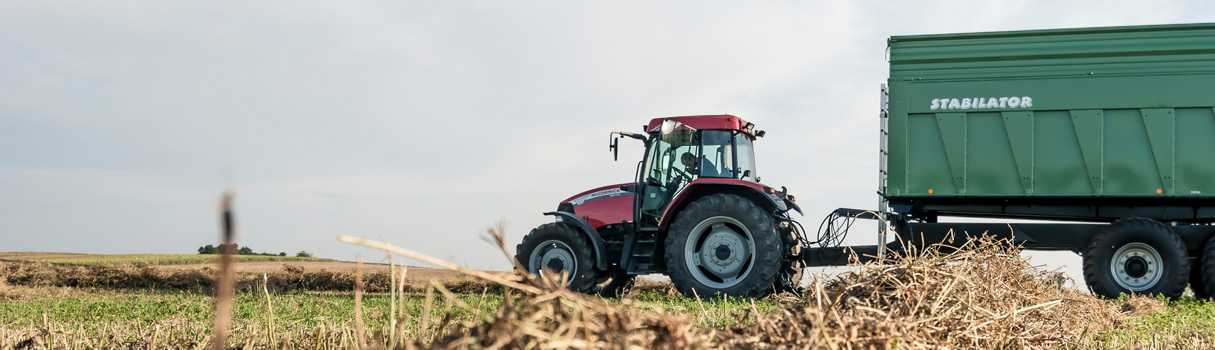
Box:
666 167 692 189
670 166 691 181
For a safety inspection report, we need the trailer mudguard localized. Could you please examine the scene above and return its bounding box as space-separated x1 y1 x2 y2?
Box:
543 211 608 270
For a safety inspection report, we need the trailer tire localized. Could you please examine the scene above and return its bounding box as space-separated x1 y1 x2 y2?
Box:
1082 218 1189 299
1196 235 1215 300
664 193 781 299
1191 259 1210 300
516 222 598 293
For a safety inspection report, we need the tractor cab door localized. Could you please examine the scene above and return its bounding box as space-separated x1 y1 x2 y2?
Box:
637 123 700 227
634 125 751 228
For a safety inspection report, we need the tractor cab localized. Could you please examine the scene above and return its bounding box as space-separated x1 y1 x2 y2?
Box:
636 117 762 227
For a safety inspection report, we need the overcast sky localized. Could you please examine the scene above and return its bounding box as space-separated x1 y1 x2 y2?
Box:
3 1 1214 285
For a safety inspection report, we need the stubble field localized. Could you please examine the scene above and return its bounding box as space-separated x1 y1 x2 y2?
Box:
3 236 1215 349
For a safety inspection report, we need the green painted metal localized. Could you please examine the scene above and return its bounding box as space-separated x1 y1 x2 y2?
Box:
935 113 967 194
886 23 1215 198
1071 110 1104 195
1141 108 1175 195
1000 111 1034 194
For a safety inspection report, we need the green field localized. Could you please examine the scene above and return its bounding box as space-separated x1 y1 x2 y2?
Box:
1103 296 1215 348
5 240 1215 349
0 252 331 266
0 283 769 348
3 283 1214 349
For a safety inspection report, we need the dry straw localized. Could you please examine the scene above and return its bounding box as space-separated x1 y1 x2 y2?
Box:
340 228 1157 350
1 221 1171 349
211 192 236 350
718 233 1144 349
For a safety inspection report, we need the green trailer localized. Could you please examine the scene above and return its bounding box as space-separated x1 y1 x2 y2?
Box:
806 23 1215 299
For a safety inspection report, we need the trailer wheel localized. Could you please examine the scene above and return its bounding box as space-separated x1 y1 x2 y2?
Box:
1082 218 1189 299
1191 260 1210 300
664 193 781 298
1195 235 1215 300
515 222 598 293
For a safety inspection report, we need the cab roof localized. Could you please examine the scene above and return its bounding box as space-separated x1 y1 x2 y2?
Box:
645 114 751 133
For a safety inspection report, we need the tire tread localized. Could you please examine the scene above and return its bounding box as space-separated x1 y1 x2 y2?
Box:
663 193 781 299
1082 218 1188 299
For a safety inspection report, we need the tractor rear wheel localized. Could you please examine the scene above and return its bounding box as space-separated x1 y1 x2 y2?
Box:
664 193 781 298
1082 218 1189 299
515 222 598 293
777 223 805 292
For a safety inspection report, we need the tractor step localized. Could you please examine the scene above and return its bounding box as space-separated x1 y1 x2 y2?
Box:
624 232 661 274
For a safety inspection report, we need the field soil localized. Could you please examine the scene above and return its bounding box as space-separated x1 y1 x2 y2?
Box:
158 261 467 281
0 253 513 294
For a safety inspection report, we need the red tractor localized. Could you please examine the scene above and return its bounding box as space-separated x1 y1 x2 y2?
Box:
515 115 806 298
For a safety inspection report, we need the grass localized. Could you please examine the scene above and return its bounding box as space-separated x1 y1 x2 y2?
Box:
0 283 769 349
629 287 780 328
0 252 330 266
0 286 765 331
0 286 497 334
1100 295 1215 347
5 282 1215 349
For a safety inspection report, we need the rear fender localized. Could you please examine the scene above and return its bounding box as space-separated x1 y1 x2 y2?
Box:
543 211 608 270
657 179 786 231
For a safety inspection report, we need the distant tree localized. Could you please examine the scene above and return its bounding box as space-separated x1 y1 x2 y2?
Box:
199 244 292 256
296 251 313 258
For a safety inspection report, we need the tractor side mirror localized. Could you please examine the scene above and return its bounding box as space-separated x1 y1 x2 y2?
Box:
741 169 752 180
608 132 646 162
609 136 619 161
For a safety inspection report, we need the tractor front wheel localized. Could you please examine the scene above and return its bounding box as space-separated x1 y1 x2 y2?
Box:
515 222 598 293
664 193 781 298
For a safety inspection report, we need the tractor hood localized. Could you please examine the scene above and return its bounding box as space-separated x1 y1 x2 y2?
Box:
558 183 635 229
561 183 633 206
